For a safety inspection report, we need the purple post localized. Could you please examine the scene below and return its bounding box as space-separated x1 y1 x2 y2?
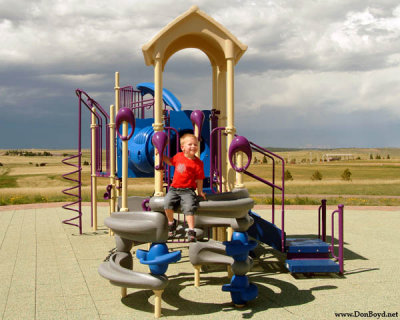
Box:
190 110 205 140
228 136 252 172
321 199 327 242
338 204 344 273
331 204 345 274
152 131 168 170
115 107 135 141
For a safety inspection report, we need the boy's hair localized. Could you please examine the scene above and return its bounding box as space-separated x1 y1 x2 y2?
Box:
180 133 198 146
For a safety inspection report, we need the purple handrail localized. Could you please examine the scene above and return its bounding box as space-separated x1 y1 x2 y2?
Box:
318 199 327 241
210 127 225 193
234 139 286 252
164 126 180 190
330 204 344 273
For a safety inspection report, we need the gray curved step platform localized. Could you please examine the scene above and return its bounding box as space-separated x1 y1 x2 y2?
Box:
98 252 168 290
195 215 253 232
189 240 234 266
149 188 254 219
104 211 168 243
117 196 147 211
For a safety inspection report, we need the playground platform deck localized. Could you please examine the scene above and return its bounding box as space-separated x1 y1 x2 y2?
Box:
0 204 399 320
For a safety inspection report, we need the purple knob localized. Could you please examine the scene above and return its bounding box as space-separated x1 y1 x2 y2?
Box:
103 184 112 200
116 107 135 141
190 110 205 140
152 131 168 170
229 136 252 172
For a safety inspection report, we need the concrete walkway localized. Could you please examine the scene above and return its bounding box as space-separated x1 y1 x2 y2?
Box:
0 205 399 319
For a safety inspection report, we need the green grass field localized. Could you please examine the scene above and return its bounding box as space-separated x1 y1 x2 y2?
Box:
0 148 399 206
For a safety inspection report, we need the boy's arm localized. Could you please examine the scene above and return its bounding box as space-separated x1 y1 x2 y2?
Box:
155 149 172 166
196 179 206 200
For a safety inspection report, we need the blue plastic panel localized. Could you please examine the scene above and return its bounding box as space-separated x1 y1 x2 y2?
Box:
286 259 340 273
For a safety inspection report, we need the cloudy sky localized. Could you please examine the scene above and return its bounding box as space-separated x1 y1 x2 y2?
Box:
1 0 400 149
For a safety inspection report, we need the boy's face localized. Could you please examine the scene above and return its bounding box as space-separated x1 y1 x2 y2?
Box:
181 136 198 158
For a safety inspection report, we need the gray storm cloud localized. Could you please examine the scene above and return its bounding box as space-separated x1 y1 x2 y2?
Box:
1 0 400 148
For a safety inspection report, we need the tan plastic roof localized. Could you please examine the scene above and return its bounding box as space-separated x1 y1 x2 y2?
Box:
142 6 247 70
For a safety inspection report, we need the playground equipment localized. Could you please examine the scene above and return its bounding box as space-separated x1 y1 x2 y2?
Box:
63 6 344 318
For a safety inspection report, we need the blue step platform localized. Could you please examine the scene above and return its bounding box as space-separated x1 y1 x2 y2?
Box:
286 259 340 273
286 238 330 253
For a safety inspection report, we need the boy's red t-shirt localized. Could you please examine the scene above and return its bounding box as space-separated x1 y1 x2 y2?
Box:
170 152 205 189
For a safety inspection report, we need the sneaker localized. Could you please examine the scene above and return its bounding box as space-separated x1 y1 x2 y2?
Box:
168 219 177 238
187 229 197 243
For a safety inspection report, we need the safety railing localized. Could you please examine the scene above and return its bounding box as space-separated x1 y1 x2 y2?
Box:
120 86 155 119
61 89 110 232
61 153 82 234
234 139 286 252
317 201 345 273
210 126 225 193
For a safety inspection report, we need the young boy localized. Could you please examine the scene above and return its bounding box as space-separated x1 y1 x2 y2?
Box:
157 133 206 242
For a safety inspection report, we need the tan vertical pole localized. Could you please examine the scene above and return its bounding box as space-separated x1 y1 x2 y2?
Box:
120 119 129 212
153 290 163 318
212 64 218 110
226 56 236 192
91 108 98 231
217 67 227 192
194 265 201 287
153 55 164 197
115 72 120 111
226 41 237 241
109 105 116 235
216 67 227 241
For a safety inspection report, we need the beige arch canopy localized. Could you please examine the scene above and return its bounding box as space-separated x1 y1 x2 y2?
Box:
142 5 247 196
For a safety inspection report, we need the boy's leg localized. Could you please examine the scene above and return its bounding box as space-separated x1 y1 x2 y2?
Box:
186 215 195 230
165 209 175 224
164 189 179 237
180 190 197 242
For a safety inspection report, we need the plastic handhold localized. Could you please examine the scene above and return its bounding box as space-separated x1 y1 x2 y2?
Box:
190 110 205 140
136 243 181 275
103 184 112 200
116 107 136 141
229 136 252 172
151 131 168 170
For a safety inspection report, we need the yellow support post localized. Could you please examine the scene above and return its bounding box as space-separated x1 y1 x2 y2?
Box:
91 107 98 231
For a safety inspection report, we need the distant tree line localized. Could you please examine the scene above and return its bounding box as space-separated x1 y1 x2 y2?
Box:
5 150 53 157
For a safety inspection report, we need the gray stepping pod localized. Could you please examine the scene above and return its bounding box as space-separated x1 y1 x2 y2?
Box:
189 240 233 266
104 211 168 243
118 196 148 211
98 252 168 290
149 188 254 219
195 215 254 232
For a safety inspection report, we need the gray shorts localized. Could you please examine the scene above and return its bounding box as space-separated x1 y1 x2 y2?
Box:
164 187 198 216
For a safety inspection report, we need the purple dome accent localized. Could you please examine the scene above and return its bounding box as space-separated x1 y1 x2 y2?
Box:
190 110 205 140
152 131 168 170
229 136 252 172
116 107 135 141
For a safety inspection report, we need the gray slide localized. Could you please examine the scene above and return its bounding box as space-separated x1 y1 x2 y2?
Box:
98 251 168 290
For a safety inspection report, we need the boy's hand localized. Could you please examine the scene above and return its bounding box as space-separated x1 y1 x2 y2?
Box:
199 191 207 200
